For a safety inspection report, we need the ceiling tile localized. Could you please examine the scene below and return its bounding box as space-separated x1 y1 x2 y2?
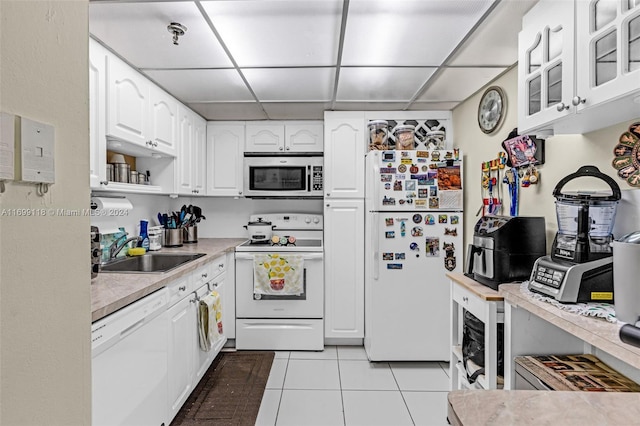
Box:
341 0 495 66
332 102 411 111
188 102 268 121
242 68 336 101
448 0 539 66
201 0 343 67
262 102 332 120
89 2 232 69
144 69 254 102
416 67 507 102
337 67 436 101
408 101 461 111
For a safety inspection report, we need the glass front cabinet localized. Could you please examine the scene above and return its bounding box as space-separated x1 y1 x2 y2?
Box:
519 0 640 135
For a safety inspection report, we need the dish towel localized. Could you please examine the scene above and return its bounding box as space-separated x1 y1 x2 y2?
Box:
197 290 223 351
253 254 304 295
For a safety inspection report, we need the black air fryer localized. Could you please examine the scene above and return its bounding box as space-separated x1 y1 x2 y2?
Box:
465 216 546 290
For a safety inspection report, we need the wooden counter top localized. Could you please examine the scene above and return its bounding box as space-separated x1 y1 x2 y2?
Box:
90 238 246 322
447 272 504 301
499 283 640 370
448 389 640 425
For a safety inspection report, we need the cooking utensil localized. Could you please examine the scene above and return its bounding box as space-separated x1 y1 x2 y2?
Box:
244 218 275 242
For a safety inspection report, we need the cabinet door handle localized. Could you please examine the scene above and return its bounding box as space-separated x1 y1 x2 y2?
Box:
572 96 587 106
462 296 468 302
556 102 570 112
202 273 208 278
218 263 224 269
100 180 109 186
286 146 290 151
279 146 284 151
179 285 186 291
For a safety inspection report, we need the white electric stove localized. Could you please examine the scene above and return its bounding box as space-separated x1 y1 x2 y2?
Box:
235 213 324 351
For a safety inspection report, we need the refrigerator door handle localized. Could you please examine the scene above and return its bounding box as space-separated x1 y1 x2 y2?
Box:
373 213 380 280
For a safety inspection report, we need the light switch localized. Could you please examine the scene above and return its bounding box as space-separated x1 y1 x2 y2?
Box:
0 112 15 181
18 116 55 183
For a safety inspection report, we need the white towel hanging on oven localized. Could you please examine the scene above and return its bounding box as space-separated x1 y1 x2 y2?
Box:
253 254 304 295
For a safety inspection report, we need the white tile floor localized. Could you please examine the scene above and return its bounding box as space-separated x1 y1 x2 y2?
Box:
256 346 451 426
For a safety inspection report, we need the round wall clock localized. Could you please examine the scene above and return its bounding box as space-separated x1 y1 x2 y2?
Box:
478 86 506 134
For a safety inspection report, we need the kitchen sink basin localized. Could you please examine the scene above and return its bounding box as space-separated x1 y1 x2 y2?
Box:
101 253 206 273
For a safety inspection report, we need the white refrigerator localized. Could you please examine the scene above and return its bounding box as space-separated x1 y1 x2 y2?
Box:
364 149 464 361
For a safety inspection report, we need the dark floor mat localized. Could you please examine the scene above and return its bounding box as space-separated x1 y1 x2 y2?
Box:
171 350 275 426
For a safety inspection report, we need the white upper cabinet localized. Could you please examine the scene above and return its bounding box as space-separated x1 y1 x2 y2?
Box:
89 38 108 188
149 85 178 157
518 0 575 133
106 52 178 157
576 0 640 107
176 107 206 195
285 122 324 152
519 0 640 135
207 122 245 197
245 121 323 152
323 112 365 199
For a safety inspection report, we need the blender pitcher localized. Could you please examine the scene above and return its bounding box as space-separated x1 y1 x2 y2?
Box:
552 165 621 263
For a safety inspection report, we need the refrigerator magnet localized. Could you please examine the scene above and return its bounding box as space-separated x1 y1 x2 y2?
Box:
415 199 427 207
418 188 428 198
429 198 440 209
382 151 396 161
401 158 412 165
385 218 394 226
385 231 395 238
395 253 406 260
400 221 406 236
450 215 459 224
438 215 448 224
444 227 458 236
393 181 403 190
384 183 391 190
431 151 441 161
382 196 396 205
444 242 456 271
411 226 423 237
426 238 440 256
398 164 407 173
382 253 394 260
410 165 419 174
405 180 416 191
425 214 435 225
380 167 396 173
416 151 429 158
429 186 437 196
387 264 403 270
380 174 392 182
412 214 422 223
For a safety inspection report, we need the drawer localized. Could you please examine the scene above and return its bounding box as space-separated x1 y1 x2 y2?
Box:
452 282 485 319
167 275 192 307
209 255 226 279
192 263 212 289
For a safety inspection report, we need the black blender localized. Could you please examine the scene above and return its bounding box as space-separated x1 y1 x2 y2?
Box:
528 166 621 303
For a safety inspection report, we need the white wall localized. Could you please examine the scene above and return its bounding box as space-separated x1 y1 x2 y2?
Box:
0 1 91 424
453 66 640 252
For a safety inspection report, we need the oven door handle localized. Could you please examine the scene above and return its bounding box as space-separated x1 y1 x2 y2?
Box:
235 252 323 261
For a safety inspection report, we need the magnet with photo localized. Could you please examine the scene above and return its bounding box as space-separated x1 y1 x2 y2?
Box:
444 227 458 236
438 215 448 224
395 253 406 260
384 182 391 190
382 252 394 261
418 188 428 198
385 231 395 238
405 180 416 191
429 186 437 197
382 196 396 205
387 263 403 270
385 217 394 226
450 215 459 225
394 180 403 191
414 174 428 185
425 214 436 225
425 237 440 257
380 174 393 182
412 214 423 223
382 151 396 162
429 197 439 209
443 241 456 271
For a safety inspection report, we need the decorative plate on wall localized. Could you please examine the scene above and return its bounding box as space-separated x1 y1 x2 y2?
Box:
611 122 640 187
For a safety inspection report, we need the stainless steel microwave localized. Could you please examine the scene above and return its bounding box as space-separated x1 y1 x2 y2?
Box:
243 155 323 198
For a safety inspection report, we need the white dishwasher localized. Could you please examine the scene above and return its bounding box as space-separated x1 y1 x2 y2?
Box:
92 288 169 426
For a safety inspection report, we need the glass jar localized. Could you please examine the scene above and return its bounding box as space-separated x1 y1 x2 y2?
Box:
394 125 415 150
367 120 389 151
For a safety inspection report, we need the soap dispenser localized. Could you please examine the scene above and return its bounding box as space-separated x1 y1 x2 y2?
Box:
139 220 150 251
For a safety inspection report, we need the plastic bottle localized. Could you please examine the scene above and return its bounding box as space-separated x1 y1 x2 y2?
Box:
139 220 150 251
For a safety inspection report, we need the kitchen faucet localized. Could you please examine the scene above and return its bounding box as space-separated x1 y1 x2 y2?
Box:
107 234 142 261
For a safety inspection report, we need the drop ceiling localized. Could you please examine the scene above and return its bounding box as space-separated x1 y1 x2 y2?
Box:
89 0 538 120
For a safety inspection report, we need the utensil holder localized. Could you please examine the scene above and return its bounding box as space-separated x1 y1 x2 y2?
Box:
164 228 183 247
183 226 198 244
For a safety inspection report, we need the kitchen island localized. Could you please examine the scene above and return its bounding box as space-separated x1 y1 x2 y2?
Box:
91 238 245 322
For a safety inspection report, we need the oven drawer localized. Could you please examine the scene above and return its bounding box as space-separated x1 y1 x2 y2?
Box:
236 319 324 350
235 252 324 318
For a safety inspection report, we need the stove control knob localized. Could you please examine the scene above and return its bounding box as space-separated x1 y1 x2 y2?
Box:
313 217 320 224
305 217 311 224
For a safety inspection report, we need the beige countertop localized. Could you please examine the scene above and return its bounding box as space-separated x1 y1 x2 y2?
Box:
446 272 504 301
499 283 640 369
91 238 246 322
447 389 640 425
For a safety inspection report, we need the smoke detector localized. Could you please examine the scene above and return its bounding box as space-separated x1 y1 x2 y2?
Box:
167 22 187 45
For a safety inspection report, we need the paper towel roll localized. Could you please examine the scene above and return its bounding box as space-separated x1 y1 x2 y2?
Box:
91 196 133 213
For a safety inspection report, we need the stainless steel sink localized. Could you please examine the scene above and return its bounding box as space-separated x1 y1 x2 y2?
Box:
101 253 206 273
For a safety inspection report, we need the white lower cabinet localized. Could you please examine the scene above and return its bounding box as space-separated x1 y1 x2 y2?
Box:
167 278 195 422
324 199 365 340
166 257 229 425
